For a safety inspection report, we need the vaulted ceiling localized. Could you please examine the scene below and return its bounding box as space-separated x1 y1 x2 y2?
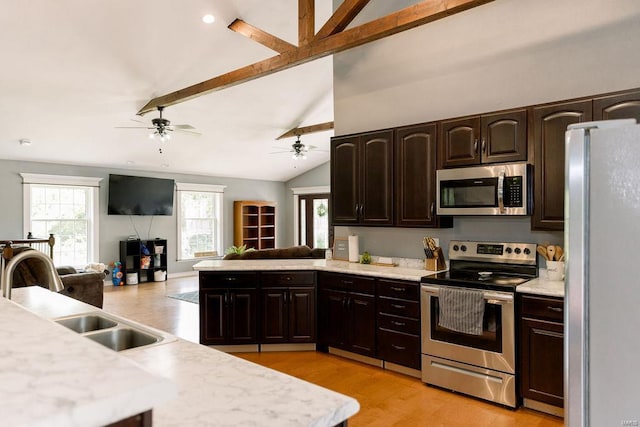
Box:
0 0 490 181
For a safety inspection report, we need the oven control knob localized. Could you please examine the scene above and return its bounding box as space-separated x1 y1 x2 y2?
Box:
514 248 522 254
523 248 531 255
460 245 467 252
453 245 459 252
505 247 513 254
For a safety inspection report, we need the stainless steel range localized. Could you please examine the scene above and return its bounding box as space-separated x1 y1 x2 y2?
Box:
420 240 537 408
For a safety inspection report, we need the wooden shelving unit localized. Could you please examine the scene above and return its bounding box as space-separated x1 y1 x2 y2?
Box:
233 201 276 250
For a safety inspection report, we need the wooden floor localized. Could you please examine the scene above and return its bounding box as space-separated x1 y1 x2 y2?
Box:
103 276 564 427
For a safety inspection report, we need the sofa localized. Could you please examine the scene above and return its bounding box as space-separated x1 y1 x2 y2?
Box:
8 247 106 308
223 245 326 260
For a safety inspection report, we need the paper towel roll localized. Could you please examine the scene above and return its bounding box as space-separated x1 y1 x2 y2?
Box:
348 235 359 262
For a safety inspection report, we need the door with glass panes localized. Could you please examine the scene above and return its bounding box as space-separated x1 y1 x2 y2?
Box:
298 194 332 249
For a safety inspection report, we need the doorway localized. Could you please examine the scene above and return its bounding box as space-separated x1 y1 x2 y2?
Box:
298 194 332 249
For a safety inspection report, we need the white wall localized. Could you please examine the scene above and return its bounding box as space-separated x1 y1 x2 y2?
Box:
332 0 640 259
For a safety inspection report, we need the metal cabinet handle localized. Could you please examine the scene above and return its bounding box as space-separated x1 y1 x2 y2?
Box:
390 287 406 292
391 304 406 309
482 137 486 153
547 306 563 313
391 344 406 351
391 321 406 326
474 139 478 152
430 202 435 217
341 280 354 285
224 293 228 305
223 277 237 281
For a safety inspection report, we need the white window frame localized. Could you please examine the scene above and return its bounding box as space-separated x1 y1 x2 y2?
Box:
176 182 226 261
291 185 330 246
21 173 102 266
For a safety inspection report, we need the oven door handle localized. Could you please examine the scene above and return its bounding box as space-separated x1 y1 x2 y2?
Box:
421 285 513 304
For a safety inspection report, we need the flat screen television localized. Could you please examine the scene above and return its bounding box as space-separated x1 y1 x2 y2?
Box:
108 174 175 215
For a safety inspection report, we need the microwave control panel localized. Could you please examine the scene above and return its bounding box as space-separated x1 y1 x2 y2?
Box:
503 176 523 207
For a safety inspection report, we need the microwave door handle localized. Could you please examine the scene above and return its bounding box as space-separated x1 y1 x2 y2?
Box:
497 172 505 214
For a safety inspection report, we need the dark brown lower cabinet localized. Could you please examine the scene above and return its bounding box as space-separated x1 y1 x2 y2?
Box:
199 272 258 345
261 286 316 343
318 272 376 357
519 294 564 408
376 279 421 370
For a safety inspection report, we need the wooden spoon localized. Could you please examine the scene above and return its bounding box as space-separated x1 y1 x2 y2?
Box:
554 245 564 261
547 245 556 262
537 246 549 261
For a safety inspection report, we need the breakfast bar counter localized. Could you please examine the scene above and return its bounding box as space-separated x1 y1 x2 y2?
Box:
9 287 359 427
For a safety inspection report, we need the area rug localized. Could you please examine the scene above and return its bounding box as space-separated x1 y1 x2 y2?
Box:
167 290 199 304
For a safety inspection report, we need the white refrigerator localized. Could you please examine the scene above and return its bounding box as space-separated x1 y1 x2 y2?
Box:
566 119 640 426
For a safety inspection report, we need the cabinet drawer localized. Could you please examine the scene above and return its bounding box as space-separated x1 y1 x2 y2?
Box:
377 328 421 370
520 295 564 323
377 279 419 301
318 272 375 295
200 272 258 288
378 313 420 336
260 271 315 287
378 296 420 318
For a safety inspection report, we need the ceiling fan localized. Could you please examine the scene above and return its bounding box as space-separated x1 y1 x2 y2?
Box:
115 106 200 142
271 135 324 160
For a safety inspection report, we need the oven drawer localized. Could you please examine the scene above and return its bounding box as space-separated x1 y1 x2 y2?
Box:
520 295 564 323
378 328 420 370
377 280 419 301
378 296 419 318
378 313 420 336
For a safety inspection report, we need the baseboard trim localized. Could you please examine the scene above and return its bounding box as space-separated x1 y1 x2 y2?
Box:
523 398 564 418
328 347 384 368
167 271 198 279
261 343 316 352
209 344 259 353
384 361 421 379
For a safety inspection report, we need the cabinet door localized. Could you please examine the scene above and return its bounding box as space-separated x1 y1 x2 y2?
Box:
228 289 257 344
439 117 481 168
331 136 360 225
481 109 527 164
520 318 564 407
594 90 640 121
200 289 227 345
395 123 439 227
261 288 287 343
289 287 316 343
321 289 348 348
532 100 592 230
347 293 376 357
360 130 394 225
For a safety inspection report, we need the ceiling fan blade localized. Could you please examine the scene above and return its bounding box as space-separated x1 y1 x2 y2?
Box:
174 128 202 136
269 150 291 154
114 126 154 129
173 124 196 130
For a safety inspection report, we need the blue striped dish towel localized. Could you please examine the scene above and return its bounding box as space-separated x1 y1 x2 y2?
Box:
438 287 485 335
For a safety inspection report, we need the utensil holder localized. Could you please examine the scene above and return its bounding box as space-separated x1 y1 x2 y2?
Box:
425 248 446 271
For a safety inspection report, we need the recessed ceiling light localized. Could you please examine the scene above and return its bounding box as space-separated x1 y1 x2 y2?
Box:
19 138 32 146
202 14 215 24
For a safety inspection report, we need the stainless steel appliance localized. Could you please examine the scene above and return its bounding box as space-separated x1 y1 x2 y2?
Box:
436 162 531 215
565 119 640 426
420 240 537 407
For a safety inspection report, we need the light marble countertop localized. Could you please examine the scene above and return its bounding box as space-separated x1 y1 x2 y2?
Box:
10 287 360 427
517 270 565 297
1 291 175 427
194 259 438 282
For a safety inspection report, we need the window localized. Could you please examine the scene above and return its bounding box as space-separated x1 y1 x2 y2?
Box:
291 186 332 249
21 173 101 267
176 183 225 261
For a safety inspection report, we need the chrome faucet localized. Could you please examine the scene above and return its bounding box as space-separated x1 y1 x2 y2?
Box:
1 249 64 299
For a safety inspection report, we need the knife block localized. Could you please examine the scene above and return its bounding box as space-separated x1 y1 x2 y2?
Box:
425 248 446 271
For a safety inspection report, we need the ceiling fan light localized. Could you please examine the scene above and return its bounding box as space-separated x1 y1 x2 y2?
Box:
149 132 156 139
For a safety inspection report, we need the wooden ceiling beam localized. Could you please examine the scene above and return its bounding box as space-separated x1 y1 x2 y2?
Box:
228 19 297 54
277 121 334 140
138 0 493 115
299 0 315 46
315 0 371 40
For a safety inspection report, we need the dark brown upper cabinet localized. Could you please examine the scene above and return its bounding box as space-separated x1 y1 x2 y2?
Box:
439 110 527 168
594 89 640 121
331 130 394 226
395 123 452 228
531 100 592 231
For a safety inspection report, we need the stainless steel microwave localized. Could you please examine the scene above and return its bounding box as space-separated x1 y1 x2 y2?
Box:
436 162 531 215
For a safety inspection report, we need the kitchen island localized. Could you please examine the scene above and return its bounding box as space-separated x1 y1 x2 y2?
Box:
8 287 359 427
